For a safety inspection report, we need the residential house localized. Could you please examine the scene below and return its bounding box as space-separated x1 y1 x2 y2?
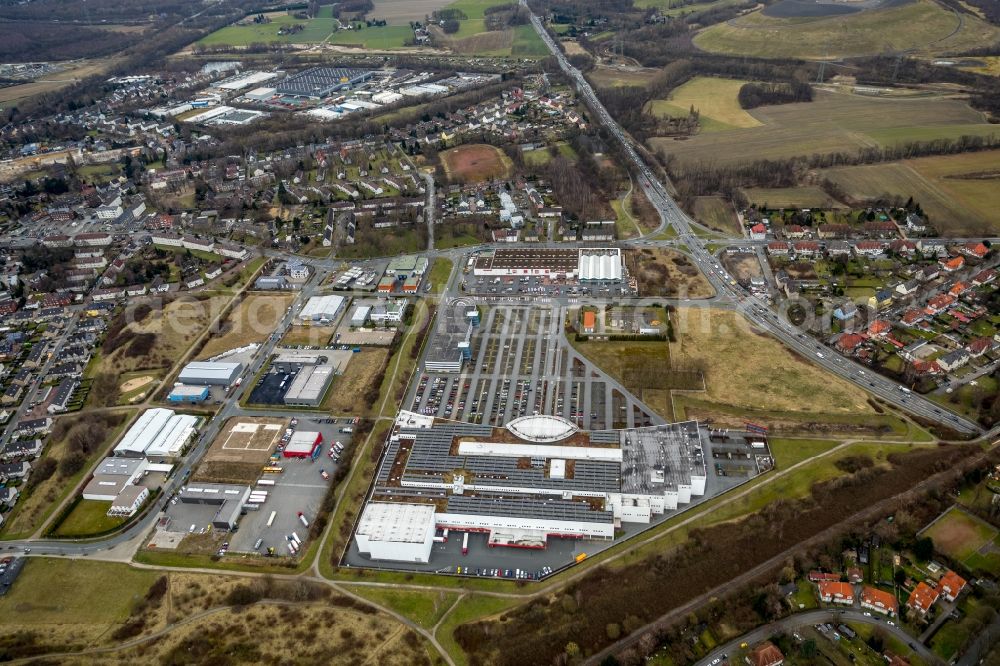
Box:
860 586 898 616
972 268 996 287
960 242 989 260
793 241 820 257
745 641 784 666
937 349 970 372
895 280 920 297
817 581 854 605
868 320 892 337
749 223 767 241
0 460 31 481
907 582 939 616
766 241 789 256
835 333 866 354
833 301 858 321
940 256 965 272
854 240 885 257
936 570 966 602
968 337 995 358
868 289 893 311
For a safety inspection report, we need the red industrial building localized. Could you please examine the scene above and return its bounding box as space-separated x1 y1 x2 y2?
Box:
283 431 323 458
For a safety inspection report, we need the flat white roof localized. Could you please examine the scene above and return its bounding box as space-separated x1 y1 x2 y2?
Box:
169 385 209 396
145 414 198 458
285 431 321 453
179 361 241 382
458 441 623 462
506 414 577 442
357 502 435 544
299 294 346 320
114 408 174 455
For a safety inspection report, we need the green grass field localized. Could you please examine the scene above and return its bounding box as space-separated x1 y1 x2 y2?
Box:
200 9 413 48
691 196 741 234
348 587 459 629
923 505 1000 575
646 77 760 133
649 89 1000 173
0 559 157 626
693 0 1000 59
741 186 845 209
50 500 127 537
427 257 454 293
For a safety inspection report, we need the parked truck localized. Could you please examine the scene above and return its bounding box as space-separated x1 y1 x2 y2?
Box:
298 512 309 528
462 532 469 555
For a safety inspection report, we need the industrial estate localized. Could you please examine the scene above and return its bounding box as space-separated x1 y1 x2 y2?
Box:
0 0 999 663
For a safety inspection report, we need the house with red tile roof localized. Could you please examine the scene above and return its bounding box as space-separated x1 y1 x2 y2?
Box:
926 293 956 314
836 333 866 354
968 337 995 358
746 641 784 666
767 241 790 255
784 224 807 238
793 241 820 256
937 570 967 602
961 242 989 260
861 586 898 616
808 571 840 582
817 581 854 605
907 581 939 615
972 268 996 286
940 256 965 272
750 223 767 240
949 281 969 296
901 308 925 326
868 320 892 337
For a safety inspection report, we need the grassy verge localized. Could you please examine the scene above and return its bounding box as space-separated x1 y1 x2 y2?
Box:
427 257 454 294
49 499 125 537
345 586 460 629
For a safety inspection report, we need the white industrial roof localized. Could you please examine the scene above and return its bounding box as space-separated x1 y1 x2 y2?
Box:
506 414 578 442
114 408 174 455
178 361 241 382
169 385 208 396
285 431 321 454
145 414 198 458
299 294 346 321
458 440 623 462
357 502 435 544
578 249 622 281
284 365 334 402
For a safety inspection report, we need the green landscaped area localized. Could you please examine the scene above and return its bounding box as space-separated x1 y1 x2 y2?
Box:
693 0 1000 59
427 257 454 293
0 558 157 629
691 196 740 235
646 77 761 133
433 0 547 56
741 186 845 210
923 505 1000 575
347 587 459 629
50 499 127 537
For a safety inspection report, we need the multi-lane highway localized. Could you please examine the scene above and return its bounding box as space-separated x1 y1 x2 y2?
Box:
525 5 983 436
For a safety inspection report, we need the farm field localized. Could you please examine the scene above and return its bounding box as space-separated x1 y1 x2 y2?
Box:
199 11 336 46
197 293 294 360
741 186 846 209
649 89 1000 168
441 143 513 183
923 505 1000 575
821 150 1000 235
646 77 761 133
671 308 876 415
325 24 414 49
0 58 119 105
588 65 659 88
691 196 741 235
693 0 1000 59
372 0 451 24
636 0 743 13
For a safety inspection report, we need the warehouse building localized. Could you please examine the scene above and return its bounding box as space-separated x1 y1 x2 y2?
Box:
355 502 436 563
168 385 210 403
472 248 623 282
283 365 335 407
83 457 147 500
354 416 708 561
178 361 243 386
113 408 198 459
177 483 251 530
297 294 346 325
283 430 323 458
275 67 373 99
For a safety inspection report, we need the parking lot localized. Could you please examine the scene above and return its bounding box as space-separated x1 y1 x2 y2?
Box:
461 272 635 299
247 367 300 405
409 305 658 430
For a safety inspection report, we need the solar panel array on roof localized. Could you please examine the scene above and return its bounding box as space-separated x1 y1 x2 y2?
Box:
446 495 614 524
